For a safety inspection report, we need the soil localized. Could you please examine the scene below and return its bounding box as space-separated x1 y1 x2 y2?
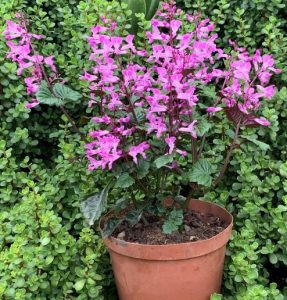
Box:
112 210 228 245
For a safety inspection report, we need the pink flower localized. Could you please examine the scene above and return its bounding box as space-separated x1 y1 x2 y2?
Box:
254 117 271 126
25 100 39 109
256 85 275 100
179 121 197 139
4 20 26 39
231 60 251 81
85 135 122 170
170 20 182 36
128 142 150 164
176 149 187 156
206 107 222 113
92 115 111 124
165 136 176 154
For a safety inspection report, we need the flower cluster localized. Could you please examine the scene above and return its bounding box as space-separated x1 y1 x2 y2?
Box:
83 2 278 171
4 15 57 108
3 4 279 173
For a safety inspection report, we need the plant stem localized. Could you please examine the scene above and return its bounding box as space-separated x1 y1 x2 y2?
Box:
60 106 85 140
192 138 198 163
197 134 206 159
213 120 241 187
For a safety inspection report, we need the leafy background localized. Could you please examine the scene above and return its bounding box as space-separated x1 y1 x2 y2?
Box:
0 0 286 299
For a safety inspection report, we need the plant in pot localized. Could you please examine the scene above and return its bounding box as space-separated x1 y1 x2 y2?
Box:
3 2 279 300
79 2 279 299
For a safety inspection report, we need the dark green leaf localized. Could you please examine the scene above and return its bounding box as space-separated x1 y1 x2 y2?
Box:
102 217 123 238
115 173 135 188
80 182 113 225
145 0 160 20
125 209 143 226
132 107 146 124
189 159 213 187
154 155 174 169
36 81 63 106
162 209 183 234
243 135 270 151
114 197 129 211
53 83 81 101
137 159 150 179
195 118 212 137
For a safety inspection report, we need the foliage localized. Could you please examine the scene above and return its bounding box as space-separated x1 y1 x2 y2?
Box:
0 0 126 299
123 0 160 33
162 208 183 234
205 87 287 299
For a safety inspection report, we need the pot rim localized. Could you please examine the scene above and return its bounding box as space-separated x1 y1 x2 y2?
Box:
101 199 233 260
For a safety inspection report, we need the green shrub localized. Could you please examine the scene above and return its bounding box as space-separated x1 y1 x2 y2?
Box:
205 88 287 299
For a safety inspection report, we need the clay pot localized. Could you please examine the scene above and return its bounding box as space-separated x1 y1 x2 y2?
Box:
102 199 233 300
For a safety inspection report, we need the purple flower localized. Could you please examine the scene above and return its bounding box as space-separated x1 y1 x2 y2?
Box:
128 142 150 164
165 136 176 154
206 107 222 113
254 117 271 126
179 121 197 139
25 99 39 109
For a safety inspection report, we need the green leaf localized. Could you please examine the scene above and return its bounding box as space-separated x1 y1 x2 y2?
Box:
102 217 123 238
125 209 143 226
195 118 212 137
145 0 160 20
269 253 278 264
279 163 287 177
211 294 223 300
189 159 213 187
200 85 217 100
154 155 174 169
80 182 113 226
243 135 270 151
115 173 135 188
36 81 63 106
174 195 186 204
41 237 50 246
137 159 150 179
74 279 86 291
132 107 146 124
162 209 183 234
53 83 81 101
45 255 54 265
123 0 146 34
114 197 129 211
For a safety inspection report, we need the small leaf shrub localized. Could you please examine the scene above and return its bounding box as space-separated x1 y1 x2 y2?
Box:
0 0 286 299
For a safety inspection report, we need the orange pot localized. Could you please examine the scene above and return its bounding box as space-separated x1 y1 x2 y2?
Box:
103 199 233 300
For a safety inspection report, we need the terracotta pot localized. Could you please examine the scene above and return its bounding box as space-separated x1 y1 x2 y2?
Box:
102 199 233 300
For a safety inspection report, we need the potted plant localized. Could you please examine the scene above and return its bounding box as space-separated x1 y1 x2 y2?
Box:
79 2 279 299
3 2 279 299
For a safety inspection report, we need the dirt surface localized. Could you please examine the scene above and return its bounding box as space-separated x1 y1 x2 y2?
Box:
112 210 228 245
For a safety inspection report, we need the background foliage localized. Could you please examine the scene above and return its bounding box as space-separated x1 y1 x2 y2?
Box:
0 0 286 299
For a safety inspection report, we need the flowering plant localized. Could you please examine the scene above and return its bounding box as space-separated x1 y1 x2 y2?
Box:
4 2 279 235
